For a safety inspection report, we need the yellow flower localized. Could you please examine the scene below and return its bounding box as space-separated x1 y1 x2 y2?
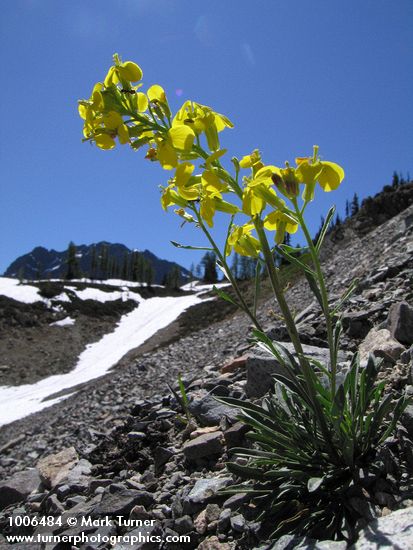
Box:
173 101 233 151
161 185 188 210
264 210 299 244
174 163 198 200
272 164 301 199
157 126 196 170
239 149 262 170
296 146 345 201
242 165 286 216
104 56 143 87
226 224 261 257
103 111 130 145
200 196 239 228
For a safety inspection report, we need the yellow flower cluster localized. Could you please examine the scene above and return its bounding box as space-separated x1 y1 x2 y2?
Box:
78 55 345 257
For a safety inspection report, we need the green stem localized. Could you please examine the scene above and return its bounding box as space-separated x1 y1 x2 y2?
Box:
293 199 337 396
193 208 264 332
254 218 338 459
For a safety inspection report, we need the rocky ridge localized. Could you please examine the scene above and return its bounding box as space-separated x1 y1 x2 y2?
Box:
0 193 413 548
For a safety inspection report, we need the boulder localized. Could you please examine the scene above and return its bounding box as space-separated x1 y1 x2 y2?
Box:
387 301 413 345
353 505 413 548
37 447 79 489
185 477 232 508
183 432 224 461
92 488 154 517
0 469 42 510
246 341 347 397
188 390 239 426
359 328 405 364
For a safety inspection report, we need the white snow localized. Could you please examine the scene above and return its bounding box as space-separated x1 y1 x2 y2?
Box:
50 317 75 327
0 292 208 427
0 277 147 305
0 277 42 303
66 286 143 303
180 281 231 292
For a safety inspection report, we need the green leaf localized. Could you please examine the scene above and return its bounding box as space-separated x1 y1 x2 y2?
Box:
170 241 213 251
212 285 240 308
277 245 315 275
177 373 189 410
307 477 324 492
315 206 336 252
332 279 360 315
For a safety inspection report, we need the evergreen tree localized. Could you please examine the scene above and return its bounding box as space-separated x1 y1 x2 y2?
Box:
201 252 218 283
165 265 181 290
90 246 98 280
399 172 406 185
144 260 155 286
65 241 80 280
392 171 400 188
99 244 109 279
351 193 359 216
121 252 129 280
345 200 350 218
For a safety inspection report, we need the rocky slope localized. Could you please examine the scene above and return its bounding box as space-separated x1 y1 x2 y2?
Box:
0 185 412 549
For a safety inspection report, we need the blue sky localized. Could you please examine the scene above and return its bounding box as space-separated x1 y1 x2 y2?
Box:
1 0 412 274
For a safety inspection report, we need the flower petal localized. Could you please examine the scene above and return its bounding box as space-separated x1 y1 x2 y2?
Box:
318 161 345 191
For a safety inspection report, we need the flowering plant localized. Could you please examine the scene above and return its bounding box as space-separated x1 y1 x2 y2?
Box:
79 55 408 542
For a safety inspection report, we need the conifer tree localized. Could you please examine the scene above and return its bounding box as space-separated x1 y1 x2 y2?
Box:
201 252 218 283
65 241 80 280
99 244 109 279
165 265 181 290
122 252 129 280
392 171 400 188
144 260 155 286
345 200 350 218
351 193 359 216
90 246 98 280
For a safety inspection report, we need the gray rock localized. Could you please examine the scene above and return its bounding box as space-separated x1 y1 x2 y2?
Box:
174 515 193 534
36 446 79 489
230 513 246 532
0 468 42 510
92 488 154 516
246 341 346 397
401 404 413 438
183 432 224 460
223 422 250 448
197 536 235 549
218 508 231 532
46 494 65 514
186 477 233 507
267 535 347 549
387 301 413 345
188 391 239 426
342 310 376 338
353 505 413 548
359 328 406 364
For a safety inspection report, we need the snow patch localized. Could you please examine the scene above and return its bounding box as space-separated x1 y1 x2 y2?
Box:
66 287 143 303
0 277 42 304
50 317 75 327
0 292 206 426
